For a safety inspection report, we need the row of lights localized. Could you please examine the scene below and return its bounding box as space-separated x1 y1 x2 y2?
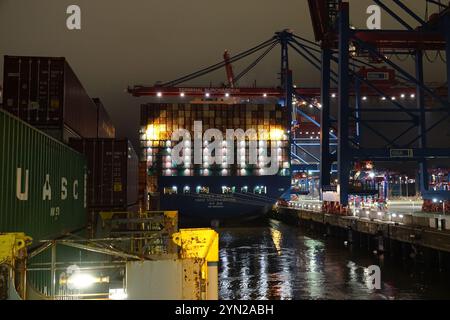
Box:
156 92 417 100
355 209 404 219
330 93 416 100
289 202 321 211
296 93 417 109
287 203 408 221
162 168 284 177
156 92 254 98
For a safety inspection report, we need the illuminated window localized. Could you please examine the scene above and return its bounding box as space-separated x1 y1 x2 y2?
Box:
241 186 249 193
196 186 209 194
164 186 178 195
183 186 191 194
254 186 267 195
222 186 235 194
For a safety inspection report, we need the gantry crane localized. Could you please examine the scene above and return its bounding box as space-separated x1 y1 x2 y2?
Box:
308 0 450 206
128 0 450 207
127 30 418 171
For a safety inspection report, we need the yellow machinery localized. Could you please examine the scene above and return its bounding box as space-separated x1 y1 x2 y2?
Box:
0 233 32 300
99 210 179 257
124 225 219 300
172 229 219 300
97 210 220 300
1 212 219 300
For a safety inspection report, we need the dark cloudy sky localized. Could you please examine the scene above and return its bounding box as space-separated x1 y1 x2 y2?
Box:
0 0 447 148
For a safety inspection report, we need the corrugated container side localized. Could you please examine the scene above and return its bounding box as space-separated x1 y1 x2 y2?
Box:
2 56 98 140
3 56 65 127
39 125 81 143
93 98 116 138
63 61 98 138
0 109 87 244
69 138 138 210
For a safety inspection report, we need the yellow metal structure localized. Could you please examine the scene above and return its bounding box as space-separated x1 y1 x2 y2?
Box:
0 232 31 266
97 210 180 258
0 233 32 300
172 229 219 262
172 229 219 300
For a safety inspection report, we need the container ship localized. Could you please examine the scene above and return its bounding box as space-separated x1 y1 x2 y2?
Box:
140 102 292 224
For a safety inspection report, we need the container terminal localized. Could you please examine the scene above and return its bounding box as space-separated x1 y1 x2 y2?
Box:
1 0 450 300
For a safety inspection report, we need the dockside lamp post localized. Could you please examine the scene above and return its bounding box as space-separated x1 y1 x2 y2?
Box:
405 176 409 197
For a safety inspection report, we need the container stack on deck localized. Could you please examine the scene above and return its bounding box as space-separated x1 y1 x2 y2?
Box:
93 98 116 139
2 56 98 142
69 138 139 233
0 55 142 299
0 108 88 244
140 102 291 177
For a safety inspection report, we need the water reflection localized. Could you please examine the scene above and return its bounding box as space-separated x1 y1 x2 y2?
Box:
270 228 282 256
218 219 450 300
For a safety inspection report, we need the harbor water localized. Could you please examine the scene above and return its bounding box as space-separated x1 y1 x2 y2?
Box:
218 219 450 300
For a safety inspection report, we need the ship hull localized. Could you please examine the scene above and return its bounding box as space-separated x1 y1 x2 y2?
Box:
157 175 291 225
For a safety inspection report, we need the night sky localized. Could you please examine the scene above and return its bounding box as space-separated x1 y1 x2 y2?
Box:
0 0 447 150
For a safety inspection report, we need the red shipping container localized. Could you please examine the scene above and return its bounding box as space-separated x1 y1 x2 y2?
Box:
69 138 138 210
92 98 116 138
2 55 97 140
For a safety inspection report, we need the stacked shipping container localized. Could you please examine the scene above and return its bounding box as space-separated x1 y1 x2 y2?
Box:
0 57 127 298
140 103 291 177
140 103 289 140
93 98 116 139
2 56 98 142
0 109 87 245
2 56 117 143
69 138 139 211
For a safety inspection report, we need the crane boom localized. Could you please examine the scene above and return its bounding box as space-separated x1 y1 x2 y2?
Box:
127 85 418 98
223 50 235 88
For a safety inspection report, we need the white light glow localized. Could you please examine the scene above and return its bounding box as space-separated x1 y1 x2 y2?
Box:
68 273 96 290
109 289 128 300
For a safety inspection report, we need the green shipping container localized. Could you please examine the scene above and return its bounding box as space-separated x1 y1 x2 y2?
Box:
0 109 87 246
